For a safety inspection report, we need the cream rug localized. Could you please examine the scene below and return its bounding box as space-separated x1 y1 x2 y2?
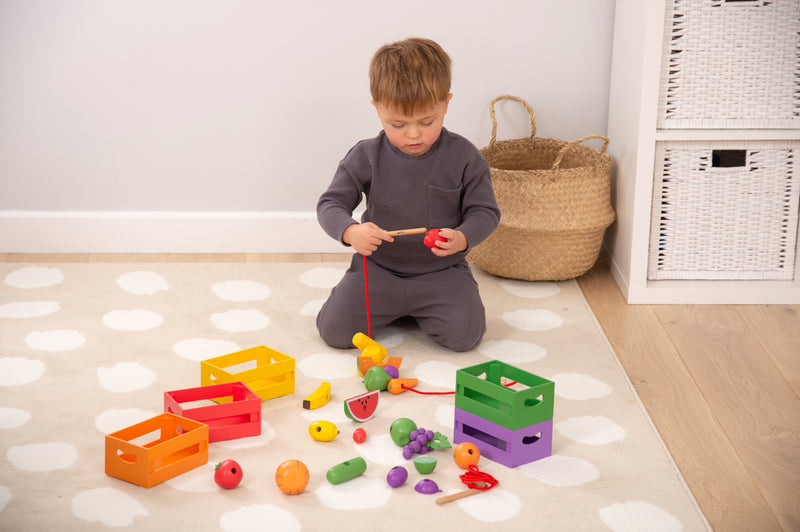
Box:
0 262 709 531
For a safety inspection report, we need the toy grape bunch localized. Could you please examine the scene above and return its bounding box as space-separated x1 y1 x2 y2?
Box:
403 426 436 459
389 417 451 460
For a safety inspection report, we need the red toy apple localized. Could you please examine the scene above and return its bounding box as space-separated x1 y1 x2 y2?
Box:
423 229 442 249
214 459 243 489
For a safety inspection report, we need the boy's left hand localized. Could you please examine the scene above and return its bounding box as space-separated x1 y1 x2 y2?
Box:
430 228 467 257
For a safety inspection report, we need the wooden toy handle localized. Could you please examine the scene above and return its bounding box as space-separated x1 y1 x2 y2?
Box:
386 227 427 236
436 488 482 505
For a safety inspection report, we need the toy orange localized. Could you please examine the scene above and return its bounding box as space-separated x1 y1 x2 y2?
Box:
275 459 310 495
453 442 480 469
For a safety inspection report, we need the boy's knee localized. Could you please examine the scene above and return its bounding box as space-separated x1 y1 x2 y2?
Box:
428 316 485 352
435 330 484 352
316 310 357 350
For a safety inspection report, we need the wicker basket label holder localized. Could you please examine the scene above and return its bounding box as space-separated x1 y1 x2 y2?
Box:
469 95 615 281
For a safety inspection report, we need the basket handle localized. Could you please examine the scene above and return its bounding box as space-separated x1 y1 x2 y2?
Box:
488 95 537 149
551 134 609 171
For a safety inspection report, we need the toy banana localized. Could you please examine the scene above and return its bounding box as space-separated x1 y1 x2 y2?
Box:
302 381 331 410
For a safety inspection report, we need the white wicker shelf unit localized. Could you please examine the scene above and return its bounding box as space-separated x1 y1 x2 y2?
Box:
606 0 800 303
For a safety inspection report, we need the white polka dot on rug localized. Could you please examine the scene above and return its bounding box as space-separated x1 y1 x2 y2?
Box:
518 454 600 486
116 271 169 295
166 462 220 493
0 407 32 429
173 338 241 361
7 442 78 471
0 301 60 318
103 309 163 331
500 279 561 298
552 373 612 400
25 329 85 351
415 360 459 390
300 403 350 424
210 309 269 332
0 357 45 386
4 266 63 289
95 408 159 434
315 475 392 510
71 488 148 527
301 298 324 316
455 488 521 522
435 403 455 428
0 485 10 512
373 326 404 348
297 352 356 380
354 433 406 465
502 309 563 331
97 362 156 392
299 267 345 289
478 339 547 363
211 280 270 301
215 421 276 449
556 416 626 445
598 500 683 532
220 504 301 532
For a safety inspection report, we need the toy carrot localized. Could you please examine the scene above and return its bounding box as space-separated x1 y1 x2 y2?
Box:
387 378 419 394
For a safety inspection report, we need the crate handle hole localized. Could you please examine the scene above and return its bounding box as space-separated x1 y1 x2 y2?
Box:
524 394 544 408
115 449 138 463
712 150 746 168
522 432 542 445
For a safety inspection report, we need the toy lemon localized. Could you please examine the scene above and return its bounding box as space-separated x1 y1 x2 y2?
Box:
309 420 339 442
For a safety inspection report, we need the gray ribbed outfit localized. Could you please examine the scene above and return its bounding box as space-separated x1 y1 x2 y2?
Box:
316 128 500 351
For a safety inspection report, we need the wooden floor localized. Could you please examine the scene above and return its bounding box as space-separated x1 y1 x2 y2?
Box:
2 252 798 531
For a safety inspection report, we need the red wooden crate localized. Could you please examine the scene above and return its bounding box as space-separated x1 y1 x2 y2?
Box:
164 381 261 442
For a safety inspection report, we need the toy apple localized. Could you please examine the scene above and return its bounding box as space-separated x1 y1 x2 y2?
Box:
214 459 243 489
423 229 442 249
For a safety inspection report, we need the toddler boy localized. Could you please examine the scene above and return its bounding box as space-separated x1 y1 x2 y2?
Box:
316 37 500 351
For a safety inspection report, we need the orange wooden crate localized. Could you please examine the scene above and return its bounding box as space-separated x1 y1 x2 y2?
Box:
164 381 261 442
105 412 208 488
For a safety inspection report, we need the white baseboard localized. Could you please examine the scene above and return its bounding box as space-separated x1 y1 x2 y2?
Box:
0 211 347 253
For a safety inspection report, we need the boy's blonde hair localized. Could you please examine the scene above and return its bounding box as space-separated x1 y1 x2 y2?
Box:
369 37 451 115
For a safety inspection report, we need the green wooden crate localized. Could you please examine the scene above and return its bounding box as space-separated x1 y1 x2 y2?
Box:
455 360 554 430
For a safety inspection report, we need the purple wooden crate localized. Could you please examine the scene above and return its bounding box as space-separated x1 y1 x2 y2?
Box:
454 407 552 468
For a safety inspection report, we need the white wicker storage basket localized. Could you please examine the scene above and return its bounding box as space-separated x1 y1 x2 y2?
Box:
657 0 800 129
648 141 800 280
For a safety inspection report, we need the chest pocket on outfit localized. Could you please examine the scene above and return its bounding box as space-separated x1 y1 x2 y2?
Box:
427 184 462 229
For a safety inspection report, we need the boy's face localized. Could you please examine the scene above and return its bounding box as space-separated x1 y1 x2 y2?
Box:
373 94 452 156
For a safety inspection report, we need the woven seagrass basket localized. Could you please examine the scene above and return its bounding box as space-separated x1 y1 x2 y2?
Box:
469 95 615 281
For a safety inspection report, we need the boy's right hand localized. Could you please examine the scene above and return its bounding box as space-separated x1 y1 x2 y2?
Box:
343 223 394 256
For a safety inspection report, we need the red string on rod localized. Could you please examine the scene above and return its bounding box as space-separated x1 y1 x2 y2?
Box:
459 465 499 491
363 254 371 338
400 380 518 395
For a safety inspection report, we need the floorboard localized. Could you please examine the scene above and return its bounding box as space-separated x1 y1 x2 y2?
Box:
578 263 782 531
655 304 800 531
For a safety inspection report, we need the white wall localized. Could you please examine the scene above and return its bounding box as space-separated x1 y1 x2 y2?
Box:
0 0 616 252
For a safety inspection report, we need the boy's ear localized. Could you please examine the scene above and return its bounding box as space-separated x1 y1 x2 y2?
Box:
445 93 453 111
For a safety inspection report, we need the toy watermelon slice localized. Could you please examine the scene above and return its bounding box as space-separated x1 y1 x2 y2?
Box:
343 389 380 422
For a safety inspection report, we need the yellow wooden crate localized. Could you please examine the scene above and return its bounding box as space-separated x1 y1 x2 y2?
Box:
201 346 295 402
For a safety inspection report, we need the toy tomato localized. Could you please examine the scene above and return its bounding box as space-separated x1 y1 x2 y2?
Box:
353 427 367 443
423 229 442 249
453 442 480 469
214 459 243 489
